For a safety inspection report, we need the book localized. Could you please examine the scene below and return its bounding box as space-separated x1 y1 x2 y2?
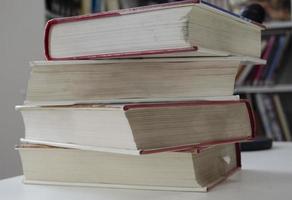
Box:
18 143 241 192
120 0 139 9
251 36 275 85
235 63 254 86
17 100 254 155
262 94 283 141
273 94 292 141
91 0 104 13
106 0 120 11
234 42 267 86
44 0 264 60
26 57 244 105
81 0 92 15
269 33 291 84
264 35 288 84
254 94 273 139
275 37 292 84
258 36 279 84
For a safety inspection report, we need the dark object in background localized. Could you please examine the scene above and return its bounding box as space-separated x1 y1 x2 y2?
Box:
240 3 266 23
240 138 273 151
139 0 170 6
139 0 187 7
45 0 82 20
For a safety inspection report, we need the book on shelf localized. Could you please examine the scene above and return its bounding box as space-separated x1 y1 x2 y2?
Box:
269 33 291 84
120 0 139 9
264 35 289 84
235 40 268 86
273 93 292 141
254 94 273 139
251 36 275 85
263 94 283 141
44 0 264 60
16 100 255 155
274 35 292 85
106 0 120 11
18 143 240 192
91 0 105 13
273 94 292 141
26 57 248 105
236 29 292 87
240 93 292 141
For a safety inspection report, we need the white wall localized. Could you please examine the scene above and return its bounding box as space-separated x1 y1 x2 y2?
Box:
0 0 44 179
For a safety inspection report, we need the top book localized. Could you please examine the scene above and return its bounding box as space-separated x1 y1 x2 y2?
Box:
45 0 264 60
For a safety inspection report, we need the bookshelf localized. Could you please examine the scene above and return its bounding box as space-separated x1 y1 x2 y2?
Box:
235 84 292 93
235 22 292 142
264 21 292 29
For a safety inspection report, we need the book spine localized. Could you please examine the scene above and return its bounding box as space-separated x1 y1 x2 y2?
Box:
235 64 254 86
265 36 287 84
252 36 276 85
263 94 283 141
273 95 292 141
255 94 273 139
91 0 97 13
259 36 279 83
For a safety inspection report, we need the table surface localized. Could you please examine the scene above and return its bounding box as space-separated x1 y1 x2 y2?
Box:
1 142 292 199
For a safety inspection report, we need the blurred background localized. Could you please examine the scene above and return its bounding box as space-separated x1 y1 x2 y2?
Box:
0 0 291 179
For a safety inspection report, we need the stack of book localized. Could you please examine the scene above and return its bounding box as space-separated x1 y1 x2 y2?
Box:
17 1 265 192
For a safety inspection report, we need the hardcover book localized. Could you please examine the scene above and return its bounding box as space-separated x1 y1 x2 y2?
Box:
44 0 264 60
18 143 241 192
17 100 255 155
26 57 244 105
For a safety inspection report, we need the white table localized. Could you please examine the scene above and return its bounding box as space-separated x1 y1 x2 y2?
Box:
1 142 292 199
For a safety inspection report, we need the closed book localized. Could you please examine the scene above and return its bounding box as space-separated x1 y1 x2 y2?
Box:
18 143 241 192
26 57 244 105
17 100 255 155
44 0 263 60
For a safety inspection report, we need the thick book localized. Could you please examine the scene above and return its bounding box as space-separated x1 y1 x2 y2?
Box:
44 0 264 60
18 143 241 192
17 100 255 155
26 57 244 105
